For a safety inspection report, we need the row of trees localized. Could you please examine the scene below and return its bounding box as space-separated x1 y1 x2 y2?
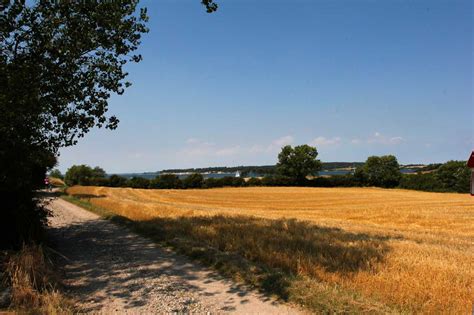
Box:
398 161 470 193
58 146 470 193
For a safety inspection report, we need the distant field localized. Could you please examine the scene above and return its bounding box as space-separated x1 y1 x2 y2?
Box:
49 177 65 187
66 186 474 313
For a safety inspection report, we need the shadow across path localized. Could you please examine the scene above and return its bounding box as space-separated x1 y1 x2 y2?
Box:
47 198 299 313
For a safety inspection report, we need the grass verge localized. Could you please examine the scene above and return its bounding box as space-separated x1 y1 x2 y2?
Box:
1 244 74 314
62 194 401 314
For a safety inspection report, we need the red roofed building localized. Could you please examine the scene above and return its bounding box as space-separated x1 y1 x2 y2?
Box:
468 151 474 195
468 151 474 168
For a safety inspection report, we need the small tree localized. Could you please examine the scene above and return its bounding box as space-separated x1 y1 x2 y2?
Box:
361 155 401 188
276 145 322 184
65 165 107 186
49 169 63 179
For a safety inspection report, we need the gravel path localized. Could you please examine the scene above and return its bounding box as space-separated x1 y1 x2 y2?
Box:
47 197 303 314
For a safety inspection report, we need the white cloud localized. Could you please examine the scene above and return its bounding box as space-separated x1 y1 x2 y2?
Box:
179 135 296 160
351 132 404 145
310 136 341 146
216 145 241 156
272 135 294 147
249 144 266 153
368 132 404 145
180 138 216 157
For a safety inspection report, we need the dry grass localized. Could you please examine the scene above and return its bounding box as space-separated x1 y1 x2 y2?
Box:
66 186 474 313
1 244 74 313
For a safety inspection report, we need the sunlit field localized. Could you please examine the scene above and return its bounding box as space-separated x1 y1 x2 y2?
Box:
65 186 474 313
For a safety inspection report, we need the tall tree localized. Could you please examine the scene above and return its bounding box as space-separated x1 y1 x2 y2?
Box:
0 0 216 248
361 155 401 188
276 145 322 184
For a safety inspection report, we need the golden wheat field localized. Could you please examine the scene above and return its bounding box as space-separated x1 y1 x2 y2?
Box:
66 186 474 313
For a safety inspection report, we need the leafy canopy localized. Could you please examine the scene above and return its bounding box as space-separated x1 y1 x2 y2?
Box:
360 155 401 188
1 0 150 153
276 145 322 183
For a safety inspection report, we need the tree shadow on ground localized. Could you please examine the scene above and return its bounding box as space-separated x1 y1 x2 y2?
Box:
121 214 397 300
47 217 274 313
48 198 398 311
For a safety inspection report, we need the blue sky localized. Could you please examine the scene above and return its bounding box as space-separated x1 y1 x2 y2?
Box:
58 0 473 173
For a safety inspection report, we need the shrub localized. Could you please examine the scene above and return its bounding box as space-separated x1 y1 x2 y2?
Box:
247 177 263 186
127 177 150 189
203 178 220 188
88 177 110 187
232 177 246 187
108 174 128 187
261 175 296 186
399 173 444 192
435 161 470 193
154 174 182 189
182 173 204 189
309 177 333 187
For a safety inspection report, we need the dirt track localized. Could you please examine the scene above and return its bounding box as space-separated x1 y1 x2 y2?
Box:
47 197 302 313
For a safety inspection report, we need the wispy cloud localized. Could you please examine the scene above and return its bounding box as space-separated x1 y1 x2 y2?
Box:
351 132 404 145
368 132 404 145
309 136 341 146
180 135 295 159
216 145 241 156
249 135 295 153
272 135 294 147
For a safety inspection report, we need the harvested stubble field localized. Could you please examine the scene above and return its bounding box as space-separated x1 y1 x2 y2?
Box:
65 186 474 313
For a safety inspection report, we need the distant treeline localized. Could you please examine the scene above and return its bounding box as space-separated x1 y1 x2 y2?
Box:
161 162 366 176
161 165 277 176
57 159 470 193
160 162 440 176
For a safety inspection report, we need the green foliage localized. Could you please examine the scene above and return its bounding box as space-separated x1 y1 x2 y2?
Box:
276 145 322 183
2 1 149 152
246 177 263 186
49 169 63 179
398 162 470 193
359 155 401 188
261 175 296 186
0 0 148 248
435 161 470 193
108 174 128 187
152 174 182 189
0 0 217 248
64 165 106 186
127 177 150 189
399 173 444 192
182 173 204 189
201 176 247 188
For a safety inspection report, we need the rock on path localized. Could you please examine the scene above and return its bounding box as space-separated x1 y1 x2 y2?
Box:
47 197 303 314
